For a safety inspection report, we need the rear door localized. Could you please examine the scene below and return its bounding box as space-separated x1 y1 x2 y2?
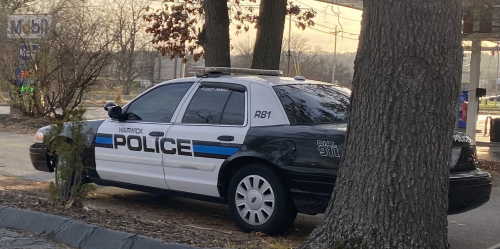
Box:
95 82 195 189
163 80 250 197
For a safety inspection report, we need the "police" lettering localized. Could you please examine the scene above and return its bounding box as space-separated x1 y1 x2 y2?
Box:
114 134 193 156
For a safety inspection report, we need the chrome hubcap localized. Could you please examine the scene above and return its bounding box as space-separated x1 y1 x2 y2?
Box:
235 175 275 225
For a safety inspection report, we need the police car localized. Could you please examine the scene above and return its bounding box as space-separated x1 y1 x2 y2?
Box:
30 67 492 235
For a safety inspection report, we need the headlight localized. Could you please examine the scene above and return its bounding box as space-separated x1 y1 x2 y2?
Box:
34 131 44 143
450 147 462 168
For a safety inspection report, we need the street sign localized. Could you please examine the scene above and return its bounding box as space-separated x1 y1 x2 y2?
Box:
462 83 470 91
18 43 39 61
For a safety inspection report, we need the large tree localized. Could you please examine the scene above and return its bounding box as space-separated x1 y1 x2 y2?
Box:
199 0 231 67
144 0 315 67
250 0 286 70
301 0 463 248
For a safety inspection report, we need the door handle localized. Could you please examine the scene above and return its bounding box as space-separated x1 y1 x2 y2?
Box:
217 135 234 142
149 131 165 137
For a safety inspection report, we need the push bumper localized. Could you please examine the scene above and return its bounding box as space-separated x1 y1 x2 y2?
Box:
29 143 54 173
448 170 492 215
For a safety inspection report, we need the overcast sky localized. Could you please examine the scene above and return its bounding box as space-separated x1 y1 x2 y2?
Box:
230 1 363 53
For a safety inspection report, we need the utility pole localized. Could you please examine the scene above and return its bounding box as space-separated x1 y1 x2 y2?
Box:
286 14 292 77
331 26 338 84
466 39 481 139
497 47 499 96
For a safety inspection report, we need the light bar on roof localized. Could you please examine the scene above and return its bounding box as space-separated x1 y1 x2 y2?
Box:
191 67 283 76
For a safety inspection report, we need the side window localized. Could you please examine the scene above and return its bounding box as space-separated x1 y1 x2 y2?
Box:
126 83 193 123
220 91 245 125
182 84 246 125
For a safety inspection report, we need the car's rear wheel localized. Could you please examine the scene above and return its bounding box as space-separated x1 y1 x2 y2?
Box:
228 163 297 235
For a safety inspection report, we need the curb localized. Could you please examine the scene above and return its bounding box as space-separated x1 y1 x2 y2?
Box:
0 206 207 249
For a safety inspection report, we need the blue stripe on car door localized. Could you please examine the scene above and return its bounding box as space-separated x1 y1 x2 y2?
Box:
192 145 239 155
96 137 113 145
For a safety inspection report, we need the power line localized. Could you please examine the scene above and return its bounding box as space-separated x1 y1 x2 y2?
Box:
313 22 360 36
288 16 359 40
294 0 361 23
307 25 358 40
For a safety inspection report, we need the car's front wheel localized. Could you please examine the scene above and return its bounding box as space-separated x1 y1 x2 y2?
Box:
228 163 297 235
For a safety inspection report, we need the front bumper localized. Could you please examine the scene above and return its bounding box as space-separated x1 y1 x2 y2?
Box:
448 170 492 215
29 143 54 173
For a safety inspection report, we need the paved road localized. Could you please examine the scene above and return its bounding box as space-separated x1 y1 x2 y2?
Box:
0 228 68 249
0 127 499 248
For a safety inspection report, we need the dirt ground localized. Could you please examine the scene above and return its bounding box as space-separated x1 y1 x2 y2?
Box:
0 175 310 249
478 159 500 187
0 114 52 135
1 160 499 249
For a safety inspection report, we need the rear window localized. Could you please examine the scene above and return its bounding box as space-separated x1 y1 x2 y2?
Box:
273 84 350 124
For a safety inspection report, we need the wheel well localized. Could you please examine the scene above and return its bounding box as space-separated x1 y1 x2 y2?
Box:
218 156 289 199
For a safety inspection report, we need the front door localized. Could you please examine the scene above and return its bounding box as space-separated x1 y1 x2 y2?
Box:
163 81 250 197
95 82 195 189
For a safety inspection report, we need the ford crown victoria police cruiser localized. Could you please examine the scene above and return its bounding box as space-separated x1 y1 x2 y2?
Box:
29 67 492 235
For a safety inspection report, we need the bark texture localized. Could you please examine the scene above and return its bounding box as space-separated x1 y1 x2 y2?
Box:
203 0 231 67
251 0 287 70
301 0 463 248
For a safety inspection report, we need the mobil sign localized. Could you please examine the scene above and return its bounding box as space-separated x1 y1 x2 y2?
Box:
7 14 52 39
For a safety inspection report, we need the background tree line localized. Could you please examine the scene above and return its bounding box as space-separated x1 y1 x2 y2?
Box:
232 35 355 88
0 0 154 118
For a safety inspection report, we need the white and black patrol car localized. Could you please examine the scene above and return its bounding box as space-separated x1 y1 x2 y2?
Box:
30 67 492 235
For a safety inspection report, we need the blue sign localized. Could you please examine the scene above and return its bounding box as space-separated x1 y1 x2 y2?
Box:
18 43 39 61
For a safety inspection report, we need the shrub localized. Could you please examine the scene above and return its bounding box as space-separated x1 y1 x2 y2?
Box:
45 108 95 207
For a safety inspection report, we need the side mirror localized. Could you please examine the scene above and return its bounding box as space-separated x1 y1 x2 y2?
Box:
108 106 123 121
104 102 117 111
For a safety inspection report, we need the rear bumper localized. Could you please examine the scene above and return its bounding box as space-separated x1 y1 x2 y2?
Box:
29 143 54 173
283 166 336 214
448 170 492 215
287 168 492 215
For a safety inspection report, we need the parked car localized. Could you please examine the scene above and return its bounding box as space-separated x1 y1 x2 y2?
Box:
29 67 492 235
488 95 500 101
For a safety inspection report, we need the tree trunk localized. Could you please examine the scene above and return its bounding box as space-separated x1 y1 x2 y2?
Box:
251 0 287 70
301 0 463 248
203 0 230 67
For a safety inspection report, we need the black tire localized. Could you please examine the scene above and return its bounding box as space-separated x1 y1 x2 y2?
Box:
228 163 297 235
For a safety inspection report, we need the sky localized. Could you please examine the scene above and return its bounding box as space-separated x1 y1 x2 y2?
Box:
229 1 363 53
149 0 363 53
149 0 498 54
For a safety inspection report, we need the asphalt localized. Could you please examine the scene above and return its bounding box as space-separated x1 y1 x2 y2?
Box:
1 106 500 248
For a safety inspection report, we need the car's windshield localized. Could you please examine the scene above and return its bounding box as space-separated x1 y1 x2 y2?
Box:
273 84 350 125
